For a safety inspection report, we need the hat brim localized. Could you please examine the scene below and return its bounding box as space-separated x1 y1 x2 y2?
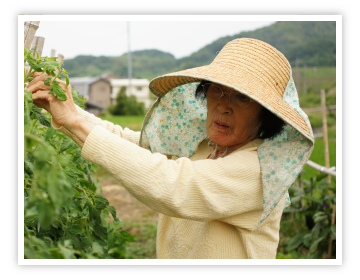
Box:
149 64 312 140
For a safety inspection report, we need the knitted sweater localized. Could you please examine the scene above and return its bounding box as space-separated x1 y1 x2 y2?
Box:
55 105 286 259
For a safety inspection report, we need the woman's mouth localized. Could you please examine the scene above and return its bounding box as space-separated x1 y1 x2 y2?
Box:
214 121 230 130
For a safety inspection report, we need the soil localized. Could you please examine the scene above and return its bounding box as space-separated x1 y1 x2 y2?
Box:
95 175 159 224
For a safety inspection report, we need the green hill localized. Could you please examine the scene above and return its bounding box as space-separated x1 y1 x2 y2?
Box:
63 21 336 80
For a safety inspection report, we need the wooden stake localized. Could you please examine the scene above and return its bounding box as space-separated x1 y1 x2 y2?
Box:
24 21 40 49
55 54 64 75
321 88 336 258
31 36 45 58
321 89 331 185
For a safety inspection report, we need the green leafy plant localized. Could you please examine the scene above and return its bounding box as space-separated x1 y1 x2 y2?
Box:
24 48 134 259
277 170 336 259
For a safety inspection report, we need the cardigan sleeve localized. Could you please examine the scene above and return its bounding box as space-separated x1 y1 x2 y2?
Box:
81 125 263 225
75 105 141 144
51 105 141 148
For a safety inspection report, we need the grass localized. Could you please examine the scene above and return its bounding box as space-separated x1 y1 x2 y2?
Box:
294 66 336 95
98 114 146 131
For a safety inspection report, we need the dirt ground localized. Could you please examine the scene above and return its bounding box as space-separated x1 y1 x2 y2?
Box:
96 176 159 224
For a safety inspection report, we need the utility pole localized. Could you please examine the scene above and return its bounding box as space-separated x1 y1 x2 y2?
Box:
303 64 307 94
313 66 317 93
296 57 300 93
127 21 132 96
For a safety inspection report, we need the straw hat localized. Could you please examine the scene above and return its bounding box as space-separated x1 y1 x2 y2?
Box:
149 38 311 138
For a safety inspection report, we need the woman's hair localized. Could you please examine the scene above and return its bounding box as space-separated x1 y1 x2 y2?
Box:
195 81 286 140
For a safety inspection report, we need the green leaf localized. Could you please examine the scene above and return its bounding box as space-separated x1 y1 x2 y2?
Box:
311 222 321 240
85 201 101 225
37 200 55 230
92 242 104 255
59 138 75 153
94 194 109 210
73 152 83 164
120 230 135 242
47 171 66 209
93 224 108 240
45 126 57 141
44 76 52 86
286 229 308 251
91 232 107 246
24 160 35 175
64 228 83 251
309 236 326 254
313 214 328 223
49 80 67 101
107 228 115 249
303 233 312 247
27 55 42 72
58 240 76 259
32 105 51 127
24 91 33 102
64 167 77 186
68 224 83 235
302 195 323 205
38 61 61 75
79 236 91 250
84 164 93 186
78 179 91 189
106 205 117 220
71 88 80 104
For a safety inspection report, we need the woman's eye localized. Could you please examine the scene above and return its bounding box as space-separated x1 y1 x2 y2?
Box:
235 94 249 101
211 85 223 93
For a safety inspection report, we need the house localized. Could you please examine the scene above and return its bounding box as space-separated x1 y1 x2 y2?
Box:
69 73 116 107
110 79 153 110
69 74 153 114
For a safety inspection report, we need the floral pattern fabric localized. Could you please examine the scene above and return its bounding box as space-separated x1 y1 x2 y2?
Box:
140 83 209 158
139 76 314 228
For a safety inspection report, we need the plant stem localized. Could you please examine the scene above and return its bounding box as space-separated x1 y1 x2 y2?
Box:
29 119 38 134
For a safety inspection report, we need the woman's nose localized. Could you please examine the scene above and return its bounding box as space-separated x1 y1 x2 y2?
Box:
216 94 233 114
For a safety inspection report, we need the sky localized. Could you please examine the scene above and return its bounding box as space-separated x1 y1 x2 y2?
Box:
33 20 276 60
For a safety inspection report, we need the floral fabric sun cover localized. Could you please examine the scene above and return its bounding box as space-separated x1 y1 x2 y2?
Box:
139 77 314 228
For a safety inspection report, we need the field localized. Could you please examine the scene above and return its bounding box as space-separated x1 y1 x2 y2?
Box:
93 66 336 258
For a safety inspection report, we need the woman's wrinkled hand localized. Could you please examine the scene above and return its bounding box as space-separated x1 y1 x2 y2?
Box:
27 72 79 129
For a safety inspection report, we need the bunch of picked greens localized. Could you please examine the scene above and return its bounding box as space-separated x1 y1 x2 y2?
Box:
24 48 134 259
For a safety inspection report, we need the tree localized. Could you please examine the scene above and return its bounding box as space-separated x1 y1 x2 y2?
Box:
109 87 145 116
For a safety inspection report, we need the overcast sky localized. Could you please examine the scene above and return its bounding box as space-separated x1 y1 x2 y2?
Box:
34 20 275 60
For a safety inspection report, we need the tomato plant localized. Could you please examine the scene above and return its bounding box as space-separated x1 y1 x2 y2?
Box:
24 48 134 259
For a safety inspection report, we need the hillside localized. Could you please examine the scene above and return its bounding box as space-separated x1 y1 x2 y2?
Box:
63 21 336 80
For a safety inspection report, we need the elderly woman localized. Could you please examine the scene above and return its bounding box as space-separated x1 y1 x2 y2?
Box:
27 38 314 259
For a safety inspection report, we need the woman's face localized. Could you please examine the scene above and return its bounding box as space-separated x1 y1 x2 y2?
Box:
206 83 264 150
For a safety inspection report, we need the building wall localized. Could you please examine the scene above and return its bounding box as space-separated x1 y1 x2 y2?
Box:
89 80 111 107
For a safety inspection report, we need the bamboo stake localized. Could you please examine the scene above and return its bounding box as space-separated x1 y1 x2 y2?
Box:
24 21 40 50
321 89 331 185
321 89 336 258
306 160 336 177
